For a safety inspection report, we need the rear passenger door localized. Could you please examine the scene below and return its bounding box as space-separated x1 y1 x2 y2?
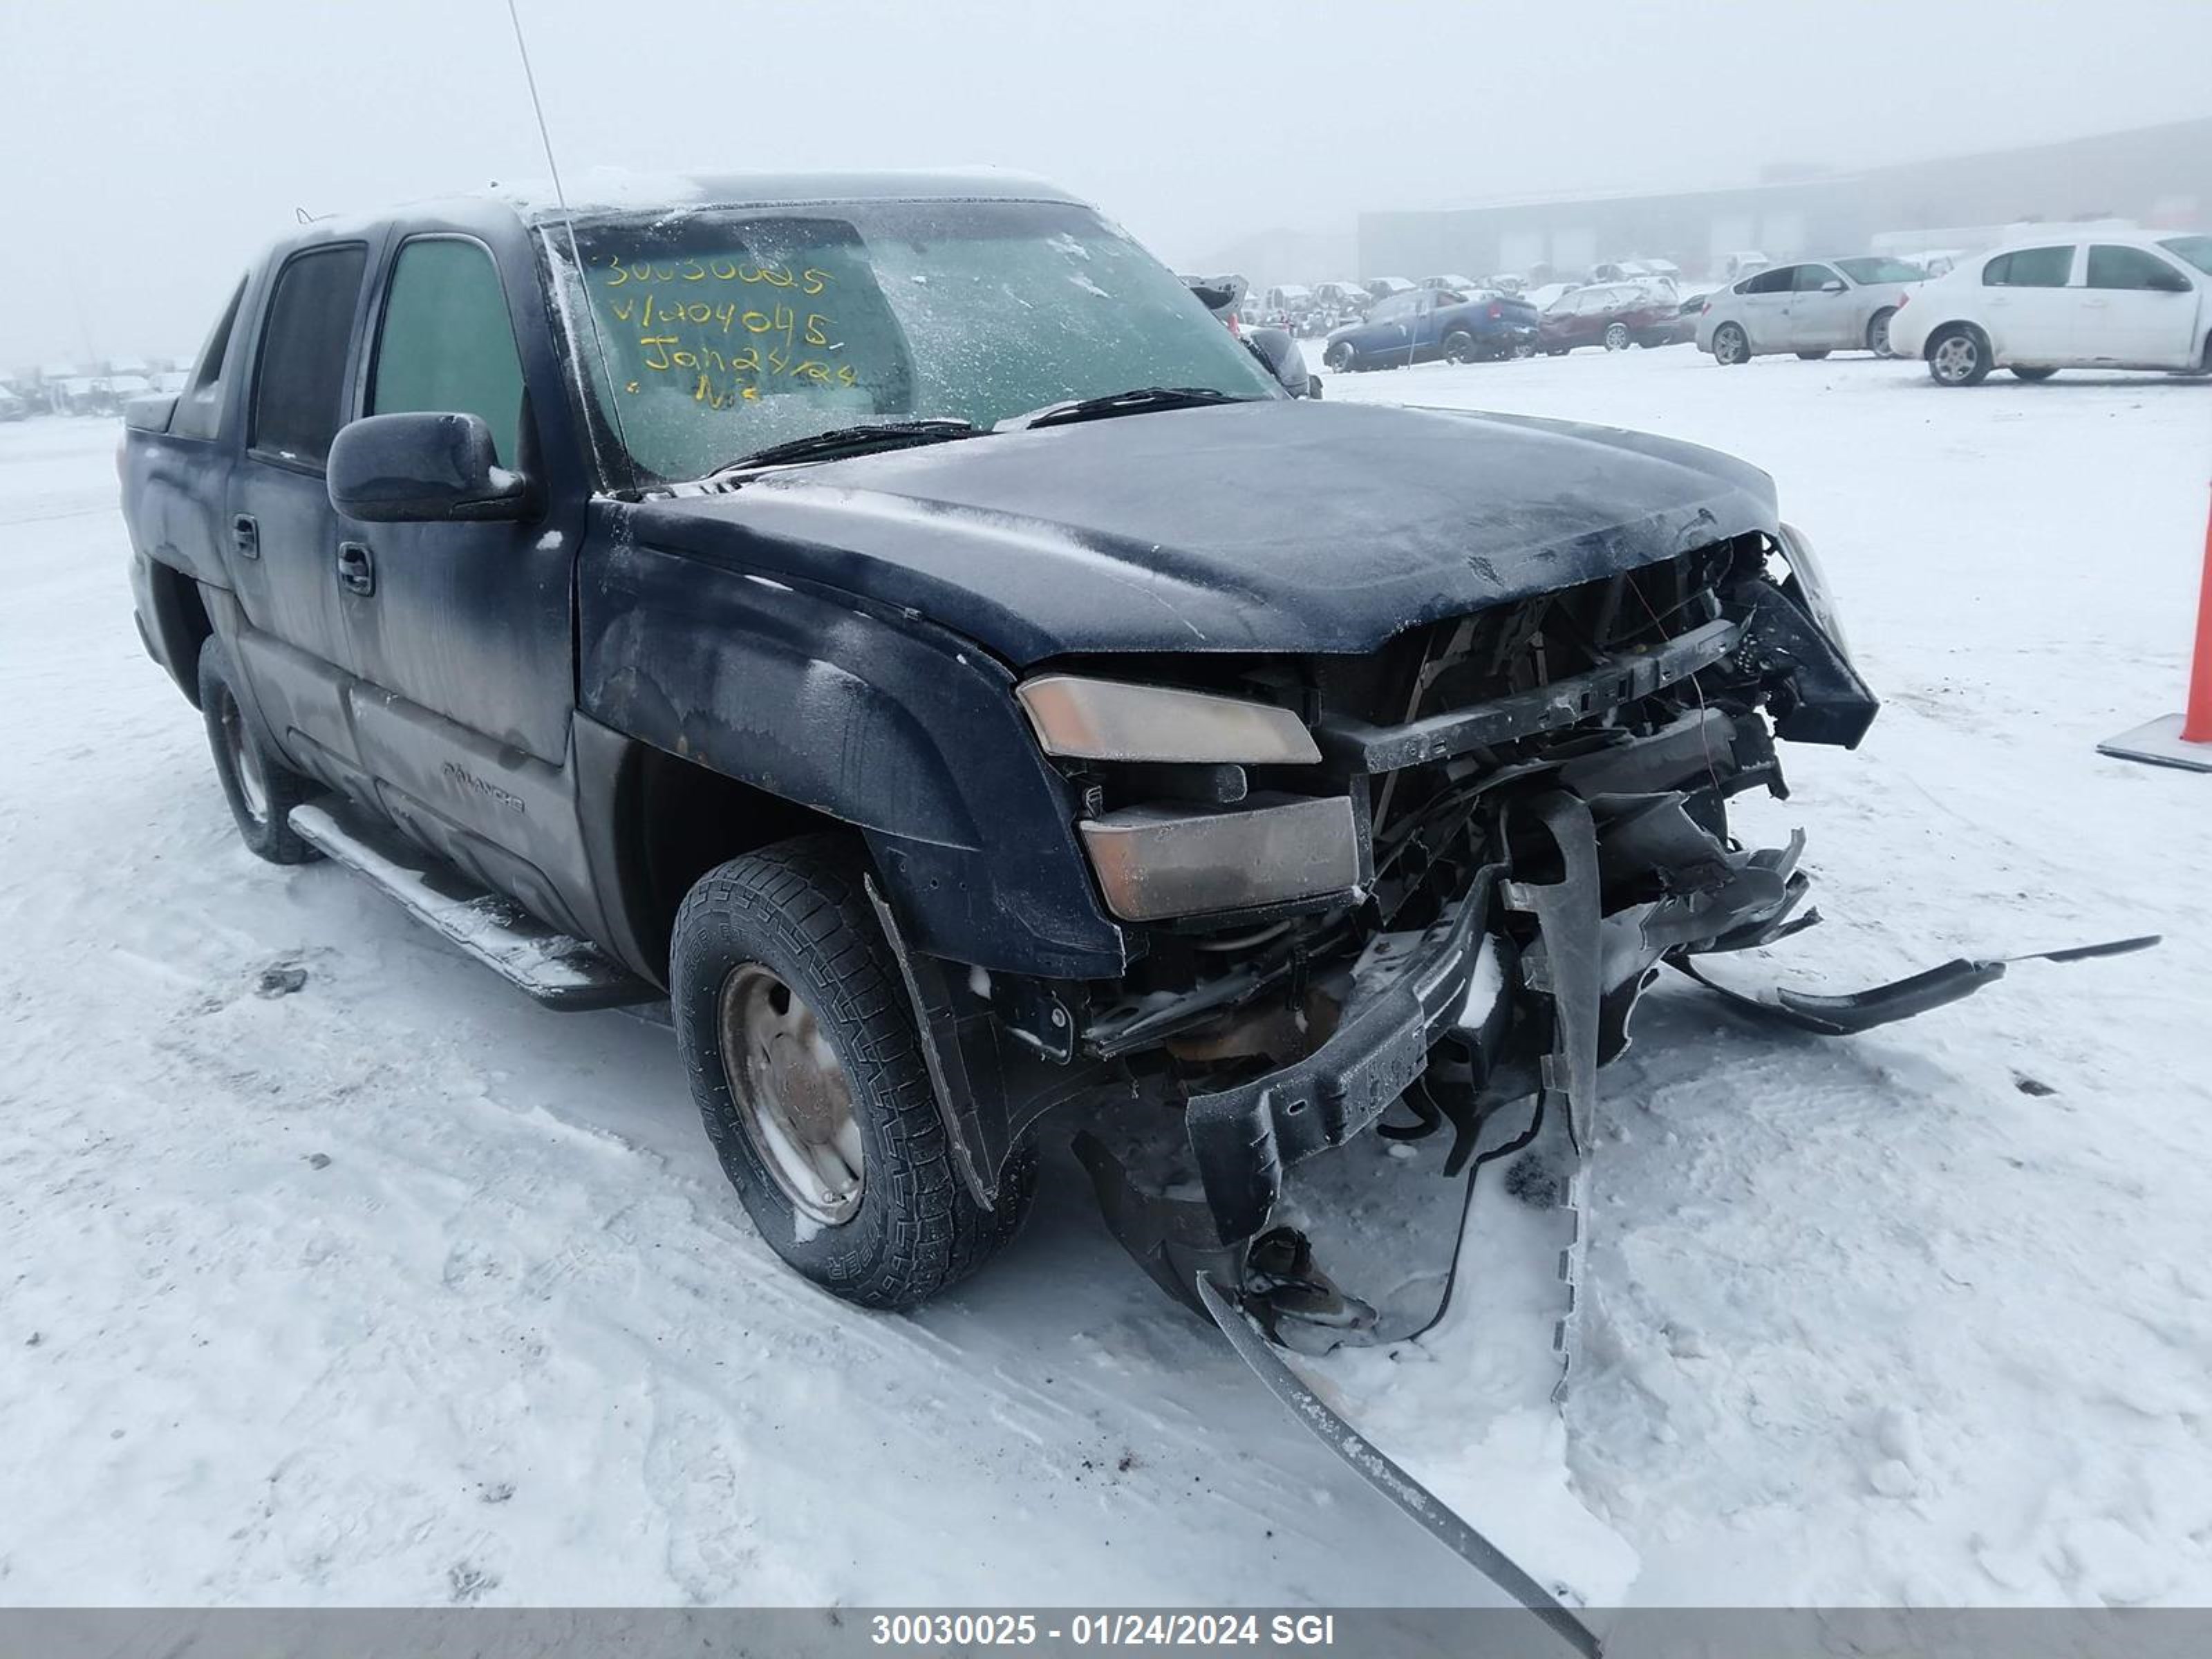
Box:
1788 263 1853 349
1734 266 1797 350
229 240 375 775
1977 245 2080 363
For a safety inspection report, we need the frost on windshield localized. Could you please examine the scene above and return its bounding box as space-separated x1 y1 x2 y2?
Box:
556 200 1273 485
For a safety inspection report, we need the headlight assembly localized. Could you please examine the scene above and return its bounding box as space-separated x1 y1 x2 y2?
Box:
1016 674 1320 765
1775 523 1854 660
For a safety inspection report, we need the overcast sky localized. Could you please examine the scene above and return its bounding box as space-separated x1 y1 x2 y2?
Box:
4 0 2209 366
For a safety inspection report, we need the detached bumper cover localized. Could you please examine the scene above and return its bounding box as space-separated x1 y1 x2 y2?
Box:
1184 874 1499 1244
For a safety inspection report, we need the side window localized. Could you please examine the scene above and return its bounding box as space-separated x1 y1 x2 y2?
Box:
1983 246 2073 288
251 244 368 467
1744 267 1794 296
170 276 246 442
370 238 528 467
2086 245 2188 292
1794 264 1840 292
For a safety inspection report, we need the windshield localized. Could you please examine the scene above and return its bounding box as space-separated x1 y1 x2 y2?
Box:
2159 235 2212 276
1835 256 1928 285
550 198 1280 485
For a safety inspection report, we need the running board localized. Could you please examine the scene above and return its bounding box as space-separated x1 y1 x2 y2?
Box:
288 802 660 1011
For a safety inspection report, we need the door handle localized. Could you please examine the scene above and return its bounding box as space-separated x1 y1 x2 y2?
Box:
231 514 259 561
336 541 375 597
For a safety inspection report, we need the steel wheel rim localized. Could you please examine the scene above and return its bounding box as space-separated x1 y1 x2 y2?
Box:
719 963 865 1227
222 692 270 823
1935 335 1976 380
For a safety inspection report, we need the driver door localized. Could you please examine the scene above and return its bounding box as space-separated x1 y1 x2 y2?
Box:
2081 244 2201 366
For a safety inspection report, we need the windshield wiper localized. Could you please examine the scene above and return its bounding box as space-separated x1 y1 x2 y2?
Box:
709 418 986 478
1006 386 1260 432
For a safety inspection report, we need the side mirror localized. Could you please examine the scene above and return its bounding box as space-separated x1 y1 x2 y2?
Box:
1245 326 1318 397
1821 279 1848 294
328 412 533 523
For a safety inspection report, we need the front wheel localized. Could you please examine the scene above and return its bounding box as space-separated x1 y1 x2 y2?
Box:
1712 323 1750 366
197 635 320 864
2011 366 2059 382
1603 321 1631 351
1322 339 1356 373
1866 307 1897 357
1794 349 1831 360
1928 325 1990 386
671 834 1038 1309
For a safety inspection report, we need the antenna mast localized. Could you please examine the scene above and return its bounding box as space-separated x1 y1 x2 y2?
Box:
503 0 629 461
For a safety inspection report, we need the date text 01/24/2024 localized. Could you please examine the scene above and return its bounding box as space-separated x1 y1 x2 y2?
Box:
870 1613 1338 1648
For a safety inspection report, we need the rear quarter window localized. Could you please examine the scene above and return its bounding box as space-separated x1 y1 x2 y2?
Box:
1982 247 2073 288
169 276 247 442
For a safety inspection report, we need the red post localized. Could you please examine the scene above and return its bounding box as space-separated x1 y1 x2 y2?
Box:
2185 485 2212 744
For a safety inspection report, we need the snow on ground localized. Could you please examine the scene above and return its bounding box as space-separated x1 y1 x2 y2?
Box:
3 342 2209 1611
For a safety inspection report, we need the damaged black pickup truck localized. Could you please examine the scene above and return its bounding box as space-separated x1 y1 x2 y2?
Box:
124 172 1907 1315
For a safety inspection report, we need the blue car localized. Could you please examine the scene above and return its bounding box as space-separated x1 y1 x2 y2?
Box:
1322 287 1539 371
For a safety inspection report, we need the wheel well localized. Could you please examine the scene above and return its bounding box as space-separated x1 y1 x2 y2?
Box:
147 562 215 709
619 747 849 979
1923 320 1988 359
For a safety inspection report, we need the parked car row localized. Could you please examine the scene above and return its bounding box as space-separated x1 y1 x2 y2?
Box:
1694 232 2211 384
1197 229 2210 390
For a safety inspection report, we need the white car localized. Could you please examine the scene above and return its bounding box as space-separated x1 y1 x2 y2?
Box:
1697 256 1930 364
1887 232 2212 385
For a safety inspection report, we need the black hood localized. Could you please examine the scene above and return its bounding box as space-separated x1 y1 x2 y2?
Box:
624 399 1779 666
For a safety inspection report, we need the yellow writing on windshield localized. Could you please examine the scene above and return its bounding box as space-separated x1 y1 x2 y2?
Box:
600 255 831 295
597 254 854 410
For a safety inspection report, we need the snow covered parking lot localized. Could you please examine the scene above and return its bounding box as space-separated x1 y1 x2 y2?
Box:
3 348 2209 1610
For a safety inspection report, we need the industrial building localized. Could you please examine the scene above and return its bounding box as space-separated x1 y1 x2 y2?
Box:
1357 115 2212 285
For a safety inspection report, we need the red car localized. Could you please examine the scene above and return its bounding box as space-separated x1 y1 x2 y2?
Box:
1537 282 1683 353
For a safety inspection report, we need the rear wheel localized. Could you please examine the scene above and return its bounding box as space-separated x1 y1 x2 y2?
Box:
1712 323 1750 366
1866 306 1897 357
671 834 1038 1309
1603 321 1631 351
1443 329 1480 365
1322 339 1356 373
1795 349 1831 360
197 636 319 864
2011 366 2059 383
1928 325 1990 386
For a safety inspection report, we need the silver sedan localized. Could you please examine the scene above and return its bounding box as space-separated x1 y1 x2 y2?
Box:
1696 256 1928 364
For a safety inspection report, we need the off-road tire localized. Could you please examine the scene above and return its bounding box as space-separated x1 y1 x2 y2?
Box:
1712 323 1750 366
671 834 1038 1309
197 635 320 864
1866 306 1897 357
2011 366 2059 382
1927 324 1991 386
1795 349 1831 360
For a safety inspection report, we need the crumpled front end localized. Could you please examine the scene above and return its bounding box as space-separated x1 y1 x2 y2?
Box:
1051 529 1880 1304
